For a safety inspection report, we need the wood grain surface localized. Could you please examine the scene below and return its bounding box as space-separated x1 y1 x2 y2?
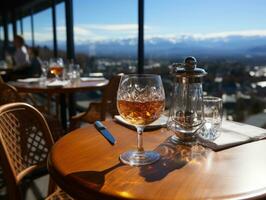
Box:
48 120 266 200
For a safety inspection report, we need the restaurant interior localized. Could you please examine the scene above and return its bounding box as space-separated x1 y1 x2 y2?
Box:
0 0 266 199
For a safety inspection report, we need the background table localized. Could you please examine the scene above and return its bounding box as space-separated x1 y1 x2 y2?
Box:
10 79 109 129
48 120 266 200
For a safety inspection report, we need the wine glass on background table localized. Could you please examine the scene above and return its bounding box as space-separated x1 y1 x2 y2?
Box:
49 58 64 80
39 60 49 85
117 74 165 166
40 61 49 77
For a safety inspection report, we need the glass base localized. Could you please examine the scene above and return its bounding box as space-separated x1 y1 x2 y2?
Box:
170 135 197 146
120 150 160 166
197 123 221 141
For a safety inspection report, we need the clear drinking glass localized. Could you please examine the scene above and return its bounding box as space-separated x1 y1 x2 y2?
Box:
198 96 223 141
49 58 64 80
69 64 81 85
39 61 49 85
117 74 165 166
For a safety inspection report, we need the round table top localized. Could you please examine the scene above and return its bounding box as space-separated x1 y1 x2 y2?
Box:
9 79 109 94
48 120 266 200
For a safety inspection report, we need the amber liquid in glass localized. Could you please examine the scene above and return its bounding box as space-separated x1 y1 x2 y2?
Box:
50 66 63 76
117 100 165 125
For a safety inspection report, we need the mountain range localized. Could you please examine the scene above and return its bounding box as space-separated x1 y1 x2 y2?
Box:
51 35 266 58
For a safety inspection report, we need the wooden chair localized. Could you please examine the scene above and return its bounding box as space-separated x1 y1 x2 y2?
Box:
0 75 3 83
0 82 63 141
70 75 122 130
0 102 72 200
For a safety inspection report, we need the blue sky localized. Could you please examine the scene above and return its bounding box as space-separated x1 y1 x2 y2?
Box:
146 0 266 34
18 0 266 44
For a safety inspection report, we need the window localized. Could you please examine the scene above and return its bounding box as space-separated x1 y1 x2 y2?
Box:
56 2 67 54
8 23 13 42
0 26 3 55
145 0 266 126
0 26 3 41
16 20 21 35
73 0 138 77
34 8 53 48
23 16 32 46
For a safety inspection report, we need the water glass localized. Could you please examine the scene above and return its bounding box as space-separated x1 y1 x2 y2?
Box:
198 96 223 141
41 61 48 77
69 64 81 85
39 61 49 85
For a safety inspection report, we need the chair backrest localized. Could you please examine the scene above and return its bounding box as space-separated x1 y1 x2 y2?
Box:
0 75 4 83
0 103 54 200
0 82 39 110
101 75 122 119
0 83 22 105
70 75 122 129
0 82 63 141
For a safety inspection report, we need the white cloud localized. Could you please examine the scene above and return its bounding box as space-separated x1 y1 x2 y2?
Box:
23 32 52 42
78 23 150 31
146 29 266 42
26 26 266 44
73 24 143 43
26 23 148 43
188 30 266 40
55 26 65 32
84 24 139 31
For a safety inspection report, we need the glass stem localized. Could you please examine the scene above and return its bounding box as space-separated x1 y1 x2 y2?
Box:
136 126 144 152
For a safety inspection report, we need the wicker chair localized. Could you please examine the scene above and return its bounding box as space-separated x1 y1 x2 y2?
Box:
0 83 22 105
0 82 63 141
0 102 73 200
70 75 122 130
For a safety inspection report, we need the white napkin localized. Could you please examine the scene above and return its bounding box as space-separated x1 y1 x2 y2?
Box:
198 120 266 151
46 80 70 87
17 78 40 83
80 77 106 82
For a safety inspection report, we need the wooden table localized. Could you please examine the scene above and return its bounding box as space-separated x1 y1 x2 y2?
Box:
48 120 266 200
10 79 109 129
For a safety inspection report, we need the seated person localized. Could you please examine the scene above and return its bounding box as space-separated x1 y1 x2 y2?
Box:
13 35 30 70
28 47 42 77
11 35 31 79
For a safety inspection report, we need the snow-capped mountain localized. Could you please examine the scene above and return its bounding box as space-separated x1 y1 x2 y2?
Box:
46 35 266 58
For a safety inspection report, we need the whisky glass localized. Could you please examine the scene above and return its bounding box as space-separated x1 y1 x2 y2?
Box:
49 58 64 80
117 74 165 166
